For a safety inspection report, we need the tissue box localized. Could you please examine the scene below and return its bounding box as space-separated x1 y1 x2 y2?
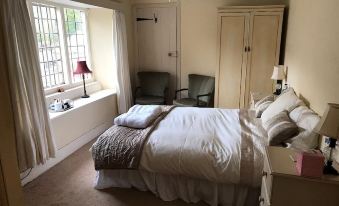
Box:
296 150 324 178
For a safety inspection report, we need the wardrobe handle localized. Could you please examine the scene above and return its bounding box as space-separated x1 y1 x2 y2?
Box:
244 46 247 52
248 46 251 52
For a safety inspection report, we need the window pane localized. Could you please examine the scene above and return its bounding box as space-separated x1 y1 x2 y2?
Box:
64 8 91 82
32 3 65 88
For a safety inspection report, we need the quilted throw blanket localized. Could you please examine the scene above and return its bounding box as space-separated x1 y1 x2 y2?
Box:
91 105 175 170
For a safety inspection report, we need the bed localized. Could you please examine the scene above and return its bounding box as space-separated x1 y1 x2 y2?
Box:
91 88 320 206
92 107 268 206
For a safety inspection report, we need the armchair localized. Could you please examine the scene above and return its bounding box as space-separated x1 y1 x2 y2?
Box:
173 74 215 107
134 71 170 105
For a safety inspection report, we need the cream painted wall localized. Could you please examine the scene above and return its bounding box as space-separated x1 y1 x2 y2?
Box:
131 0 287 88
75 0 135 85
283 0 339 115
88 8 115 89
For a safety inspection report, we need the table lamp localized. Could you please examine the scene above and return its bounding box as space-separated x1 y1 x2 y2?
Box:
271 65 285 95
315 103 339 175
74 61 92 98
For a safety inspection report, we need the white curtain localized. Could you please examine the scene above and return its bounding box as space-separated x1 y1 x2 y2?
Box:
112 10 133 114
0 0 56 171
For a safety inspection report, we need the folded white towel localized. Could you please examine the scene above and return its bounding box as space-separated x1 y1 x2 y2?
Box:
114 105 162 129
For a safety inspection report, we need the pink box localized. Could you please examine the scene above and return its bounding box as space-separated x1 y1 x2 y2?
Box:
296 150 324 178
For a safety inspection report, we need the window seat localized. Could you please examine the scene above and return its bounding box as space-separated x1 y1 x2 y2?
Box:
49 89 117 149
49 89 116 120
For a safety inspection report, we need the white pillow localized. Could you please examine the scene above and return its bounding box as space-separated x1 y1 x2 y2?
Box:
254 95 275 108
286 106 320 149
261 88 304 123
263 111 299 146
255 101 273 118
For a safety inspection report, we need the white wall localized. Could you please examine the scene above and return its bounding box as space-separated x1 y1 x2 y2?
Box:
283 0 339 115
131 0 287 88
283 0 339 161
75 0 135 85
88 8 116 89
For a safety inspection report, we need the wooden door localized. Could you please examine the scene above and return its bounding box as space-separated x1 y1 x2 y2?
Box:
244 12 283 106
216 13 250 108
135 6 177 103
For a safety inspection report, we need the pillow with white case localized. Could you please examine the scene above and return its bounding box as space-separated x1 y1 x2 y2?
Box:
261 88 304 124
285 106 320 150
254 95 275 108
255 101 273 118
263 111 299 146
254 95 275 118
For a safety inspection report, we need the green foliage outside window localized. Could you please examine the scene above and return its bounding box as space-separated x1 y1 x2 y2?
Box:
64 8 81 34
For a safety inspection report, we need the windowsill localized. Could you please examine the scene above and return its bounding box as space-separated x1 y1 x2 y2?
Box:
44 79 95 96
45 81 103 104
49 89 116 120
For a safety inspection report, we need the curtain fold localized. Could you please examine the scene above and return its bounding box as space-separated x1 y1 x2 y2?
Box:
0 0 56 171
112 10 133 114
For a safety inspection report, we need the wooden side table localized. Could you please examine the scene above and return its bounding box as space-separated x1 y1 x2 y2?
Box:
260 146 339 206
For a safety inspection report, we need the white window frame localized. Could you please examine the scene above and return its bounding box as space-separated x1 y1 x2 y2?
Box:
27 0 94 95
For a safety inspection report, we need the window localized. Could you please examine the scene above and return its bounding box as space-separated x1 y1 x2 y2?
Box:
64 8 91 82
30 2 92 90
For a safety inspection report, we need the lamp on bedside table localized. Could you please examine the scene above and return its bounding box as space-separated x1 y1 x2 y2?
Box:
74 61 92 98
316 103 339 175
271 65 285 95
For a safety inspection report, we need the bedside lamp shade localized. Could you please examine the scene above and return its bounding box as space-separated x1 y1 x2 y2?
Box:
316 103 339 139
271 65 285 80
74 61 92 74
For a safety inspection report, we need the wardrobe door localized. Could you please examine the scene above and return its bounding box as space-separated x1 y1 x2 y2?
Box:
217 13 249 108
245 12 283 106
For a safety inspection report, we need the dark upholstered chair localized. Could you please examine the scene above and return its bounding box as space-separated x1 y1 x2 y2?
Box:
134 71 170 105
173 74 215 107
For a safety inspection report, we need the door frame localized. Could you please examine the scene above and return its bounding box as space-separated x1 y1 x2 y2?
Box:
132 2 181 92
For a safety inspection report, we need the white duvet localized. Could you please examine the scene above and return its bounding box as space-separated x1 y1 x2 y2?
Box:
139 107 267 187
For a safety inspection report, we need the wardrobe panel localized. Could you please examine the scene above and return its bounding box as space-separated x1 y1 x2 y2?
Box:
245 14 281 106
218 15 247 108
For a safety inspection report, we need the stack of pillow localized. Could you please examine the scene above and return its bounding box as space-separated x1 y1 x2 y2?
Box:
254 88 320 150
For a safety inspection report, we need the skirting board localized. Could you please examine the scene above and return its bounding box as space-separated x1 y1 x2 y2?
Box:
21 121 112 186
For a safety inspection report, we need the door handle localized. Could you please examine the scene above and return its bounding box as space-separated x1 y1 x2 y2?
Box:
168 51 177 57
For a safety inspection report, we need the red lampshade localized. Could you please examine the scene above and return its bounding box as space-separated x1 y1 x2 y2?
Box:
73 61 92 74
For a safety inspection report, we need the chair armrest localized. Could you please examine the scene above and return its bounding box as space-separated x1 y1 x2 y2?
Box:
163 87 169 104
196 93 212 107
134 87 141 104
175 88 188 99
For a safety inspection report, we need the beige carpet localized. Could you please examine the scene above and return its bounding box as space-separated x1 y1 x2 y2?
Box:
23 140 206 206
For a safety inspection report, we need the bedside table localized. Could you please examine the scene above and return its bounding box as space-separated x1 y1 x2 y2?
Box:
260 146 339 206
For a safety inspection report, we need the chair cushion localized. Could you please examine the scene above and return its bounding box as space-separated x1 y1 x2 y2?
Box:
188 74 215 103
135 96 165 105
173 98 207 107
138 72 169 97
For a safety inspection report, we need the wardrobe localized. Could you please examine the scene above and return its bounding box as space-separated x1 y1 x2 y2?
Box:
215 5 284 108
